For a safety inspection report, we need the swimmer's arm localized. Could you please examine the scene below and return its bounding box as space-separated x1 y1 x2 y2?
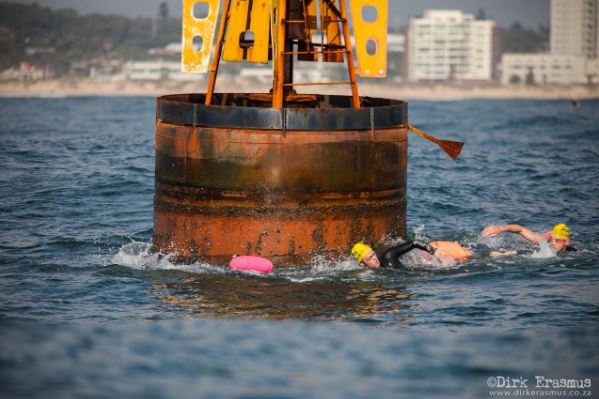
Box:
481 224 542 244
413 241 436 254
384 242 416 260
384 241 435 261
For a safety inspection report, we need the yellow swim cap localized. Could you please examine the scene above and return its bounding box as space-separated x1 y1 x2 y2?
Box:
351 242 372 262
551 223 570 240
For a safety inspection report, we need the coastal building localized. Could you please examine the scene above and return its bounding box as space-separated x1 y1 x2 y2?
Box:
148 42 182 56
123 60 197 81
500 54 587 84
550 0 599 58
406 10 499 82
0 61 54 81
501 0 599 85
387 33 406 80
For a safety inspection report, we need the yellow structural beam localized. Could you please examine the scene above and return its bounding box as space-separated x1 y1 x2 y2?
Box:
350 0 387 77
247 0 271 63
223 0 271 63
182 0 221 73
272 0 286 108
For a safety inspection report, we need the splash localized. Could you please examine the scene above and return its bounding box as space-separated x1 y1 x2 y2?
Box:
111 241 362 280
413 224 429 242
111 241 226 274
398 225 463 269
479 232 557 259
530 239 557 259
400 249 459 270
308 255 361 273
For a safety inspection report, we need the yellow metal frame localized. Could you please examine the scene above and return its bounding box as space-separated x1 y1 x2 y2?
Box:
350 0 387 77
272 0 287 108
195 0 370 108
338 0 360 106
222 0 251 61
247 0 272 63
182 0 221 73
206 0 232 104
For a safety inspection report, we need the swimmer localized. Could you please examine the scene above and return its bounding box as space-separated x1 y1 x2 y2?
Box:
481 223 575 253
351 240 472 268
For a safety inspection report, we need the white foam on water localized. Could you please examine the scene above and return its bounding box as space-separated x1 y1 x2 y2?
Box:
278 255 363 282
112 241 367 281
400 250 460 270
529 239 557 259
478 234 500 248
111 241 226 275
412 224 429 242
479 231 557 259
308 255 361 273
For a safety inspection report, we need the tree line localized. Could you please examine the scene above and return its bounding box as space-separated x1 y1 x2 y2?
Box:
0 2 180 74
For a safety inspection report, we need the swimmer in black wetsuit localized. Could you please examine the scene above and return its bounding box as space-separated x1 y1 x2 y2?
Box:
351 241 436 268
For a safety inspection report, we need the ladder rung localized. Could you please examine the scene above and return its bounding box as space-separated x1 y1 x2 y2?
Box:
283 50 347 55
309 43 346 50
283 81 353 87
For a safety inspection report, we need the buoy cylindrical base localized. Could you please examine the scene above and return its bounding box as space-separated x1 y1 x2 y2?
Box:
153 93 408 265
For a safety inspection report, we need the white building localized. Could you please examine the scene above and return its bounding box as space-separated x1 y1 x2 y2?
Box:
123 60 198 81
148 42 182 56
551 0 599 58
501 0 599 85
501 54 588 84
407 10 498 82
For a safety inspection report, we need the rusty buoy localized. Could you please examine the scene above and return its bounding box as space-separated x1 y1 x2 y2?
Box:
153 93 408 265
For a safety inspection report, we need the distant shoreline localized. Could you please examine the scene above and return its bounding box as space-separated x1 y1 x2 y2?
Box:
1 79 598 101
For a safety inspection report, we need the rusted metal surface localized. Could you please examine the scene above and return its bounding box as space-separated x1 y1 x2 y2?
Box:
153 93 408 265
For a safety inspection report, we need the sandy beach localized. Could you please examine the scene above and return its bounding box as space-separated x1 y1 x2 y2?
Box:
1 78 598 100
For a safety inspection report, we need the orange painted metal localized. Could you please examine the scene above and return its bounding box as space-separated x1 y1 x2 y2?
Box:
153 93 408 265
338 0 360 107
205 0 232 105
319 0 343 62
272 0 287 108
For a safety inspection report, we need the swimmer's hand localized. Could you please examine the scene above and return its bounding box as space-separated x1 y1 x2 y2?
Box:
481 225 503 237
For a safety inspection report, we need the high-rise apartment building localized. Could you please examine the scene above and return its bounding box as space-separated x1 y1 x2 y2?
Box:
550 0 599 58
407 10 499 82
501 0 599 85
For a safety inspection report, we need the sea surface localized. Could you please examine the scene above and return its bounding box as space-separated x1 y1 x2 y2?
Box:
0 96 598 398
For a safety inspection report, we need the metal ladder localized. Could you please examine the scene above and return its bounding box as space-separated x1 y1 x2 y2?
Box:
205 0 360 108
273 0 360 108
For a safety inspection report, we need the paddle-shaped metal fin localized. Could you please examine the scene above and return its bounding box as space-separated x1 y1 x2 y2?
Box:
407 124 464 160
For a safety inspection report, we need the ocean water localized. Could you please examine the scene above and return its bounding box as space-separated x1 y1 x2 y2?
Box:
0 96 598 398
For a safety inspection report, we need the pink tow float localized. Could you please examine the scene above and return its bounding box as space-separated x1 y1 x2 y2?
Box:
229 255 273 274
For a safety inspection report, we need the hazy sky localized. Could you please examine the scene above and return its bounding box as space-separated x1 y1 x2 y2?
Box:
3 0 550 29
